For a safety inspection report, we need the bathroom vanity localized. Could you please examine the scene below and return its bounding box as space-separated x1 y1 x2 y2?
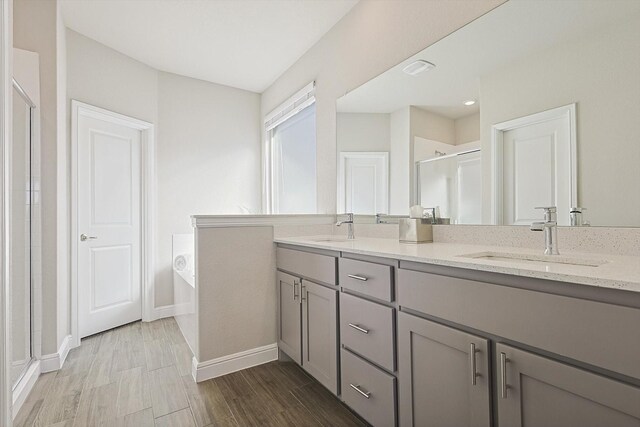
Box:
275 237 640 427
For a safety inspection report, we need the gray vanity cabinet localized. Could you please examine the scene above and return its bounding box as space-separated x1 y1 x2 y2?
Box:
277 271 302 364
398 312 491 427
276 246 339 395
301 280 338 394
496 343 640 427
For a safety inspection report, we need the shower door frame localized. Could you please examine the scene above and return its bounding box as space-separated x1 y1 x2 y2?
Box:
10 77 36 392
0 0 11 424
9 47 43 420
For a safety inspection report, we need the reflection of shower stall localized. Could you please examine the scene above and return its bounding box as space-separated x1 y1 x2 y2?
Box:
416 149 482 224
11 48 42 416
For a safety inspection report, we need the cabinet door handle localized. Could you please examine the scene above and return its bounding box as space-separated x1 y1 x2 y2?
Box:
301 284 306 302
292 280 298 301
349 383 371 399
500 352 508 399
347 274 368 281
348 323 370 334
470 343 478 386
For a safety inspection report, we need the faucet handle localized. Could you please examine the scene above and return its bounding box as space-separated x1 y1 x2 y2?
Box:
534 206 557 222
338 212 354 221
535 206 557 212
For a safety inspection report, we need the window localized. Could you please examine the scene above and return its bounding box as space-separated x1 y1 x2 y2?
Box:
264 82 317 214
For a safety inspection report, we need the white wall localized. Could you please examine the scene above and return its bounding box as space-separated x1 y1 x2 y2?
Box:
336 112 390 152
66 30 157 124
479 16 640 226
389 107 410 214
156 71 261 306
261 0 504 214
456 112 480 145
411 107 455 145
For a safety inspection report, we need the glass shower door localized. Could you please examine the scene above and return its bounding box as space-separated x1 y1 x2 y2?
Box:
10 80 34 388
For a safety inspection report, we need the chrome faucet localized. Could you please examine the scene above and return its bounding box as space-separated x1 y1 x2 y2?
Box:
336 213 355 240
531 206 559 255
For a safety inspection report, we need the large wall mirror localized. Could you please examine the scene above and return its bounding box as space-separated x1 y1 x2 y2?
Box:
336 0 640 227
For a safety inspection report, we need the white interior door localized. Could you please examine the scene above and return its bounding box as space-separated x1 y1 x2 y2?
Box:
502 114 573 225
338 152 388 215
78 114 142 338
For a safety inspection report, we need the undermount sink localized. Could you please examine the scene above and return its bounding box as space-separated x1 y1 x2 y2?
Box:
310 237 353 243
460 251 608 267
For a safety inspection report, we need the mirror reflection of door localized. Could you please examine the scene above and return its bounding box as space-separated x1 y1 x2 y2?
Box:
338 152 389 215
493 105 576 226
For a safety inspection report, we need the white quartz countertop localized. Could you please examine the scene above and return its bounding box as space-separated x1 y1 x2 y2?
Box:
274 236 640 293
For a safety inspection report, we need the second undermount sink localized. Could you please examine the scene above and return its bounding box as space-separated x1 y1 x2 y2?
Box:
460 251 608 267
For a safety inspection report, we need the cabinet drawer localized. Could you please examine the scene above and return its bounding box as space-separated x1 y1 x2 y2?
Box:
341 348 396 427
339 258 393 301
340 292 395 372
398 269 640 379
277 247 337 286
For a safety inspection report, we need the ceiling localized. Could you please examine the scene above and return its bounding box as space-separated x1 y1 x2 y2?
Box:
61 0 358 93
337 0 640 119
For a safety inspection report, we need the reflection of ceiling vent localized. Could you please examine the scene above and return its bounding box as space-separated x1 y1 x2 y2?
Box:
402 60 435 76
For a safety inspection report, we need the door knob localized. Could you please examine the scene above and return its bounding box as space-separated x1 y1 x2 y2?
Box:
80 233 98 241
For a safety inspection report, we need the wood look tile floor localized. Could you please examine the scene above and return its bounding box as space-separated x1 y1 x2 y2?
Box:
15 318 366 427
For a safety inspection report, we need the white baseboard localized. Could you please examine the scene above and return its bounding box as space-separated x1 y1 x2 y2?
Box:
192 343 278 382
12 360 41 419
40 334 72 373
148 304 176 321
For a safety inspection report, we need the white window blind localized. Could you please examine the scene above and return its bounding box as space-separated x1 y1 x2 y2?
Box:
264 82 315 131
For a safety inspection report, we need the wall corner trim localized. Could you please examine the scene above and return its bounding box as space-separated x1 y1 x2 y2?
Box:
40 334 72 373
192 343 278 383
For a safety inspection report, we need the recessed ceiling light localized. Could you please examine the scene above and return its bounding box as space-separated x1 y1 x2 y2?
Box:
463 100 476 106
402 60 435 76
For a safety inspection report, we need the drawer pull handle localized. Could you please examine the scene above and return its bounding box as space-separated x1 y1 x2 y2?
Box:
348 323 370 334
470 343 478 386
500 352 508 399
349 383 371 399
347 274 368 281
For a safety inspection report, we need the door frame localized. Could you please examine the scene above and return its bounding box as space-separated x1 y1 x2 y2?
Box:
0 0 11 424
337 151 389 214
490 103 577 225
70 100 155 348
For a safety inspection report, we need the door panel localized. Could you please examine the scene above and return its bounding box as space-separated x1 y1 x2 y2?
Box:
277 271 302 364
78 114 142 337
302 280 338 394
503 115 571 225
497 343 640 427
398 312 491 427
339 152 389 215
